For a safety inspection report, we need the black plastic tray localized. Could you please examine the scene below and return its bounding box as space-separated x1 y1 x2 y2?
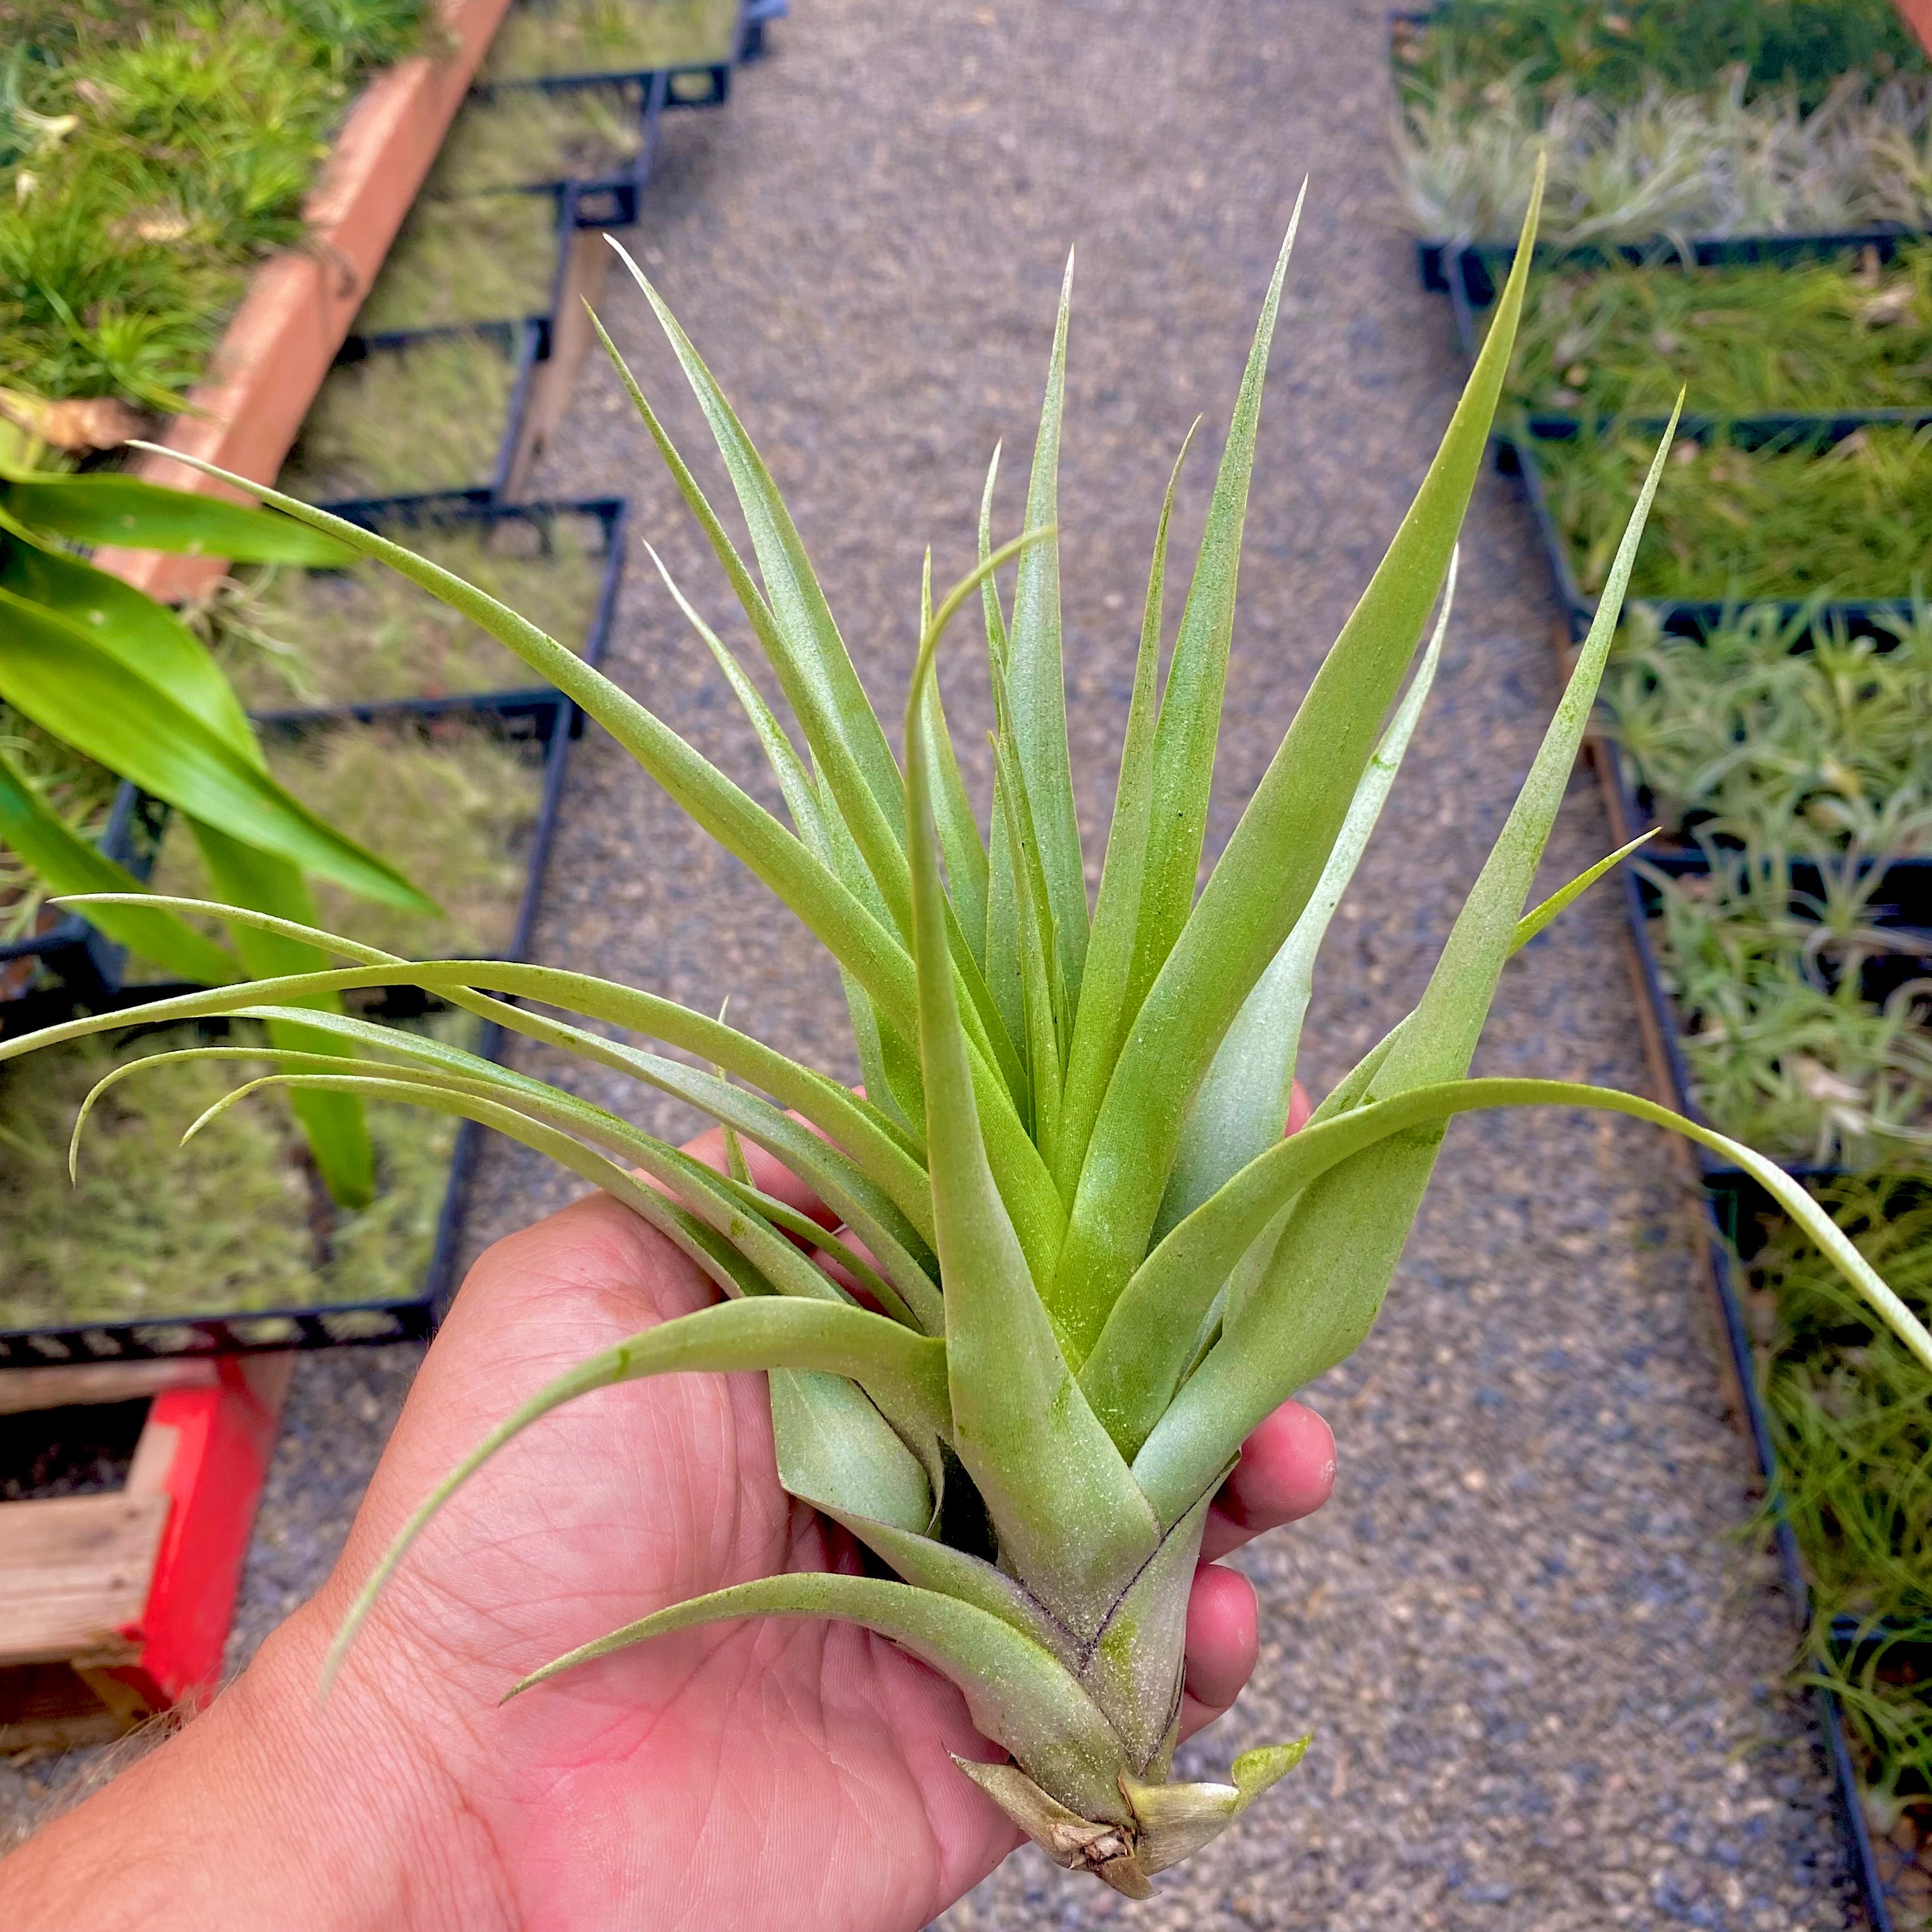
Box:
0 689 576 1368
474 0 784 224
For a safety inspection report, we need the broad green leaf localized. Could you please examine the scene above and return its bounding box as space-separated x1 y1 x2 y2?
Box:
1131 1071 1932 1526
1154 546 1455 1239
190 822 374 1208
906 560 1159 1636
323 1297 948 1690
0 584 430 912
505 1572 1136 1827
1055 422 1199 1199
0 754 240 986
0 528 254 749
1 471 354 564
1005 251 1089 1010
1049 163 1547 1360
1123 191 1303 1022
1124 1738 1312 1876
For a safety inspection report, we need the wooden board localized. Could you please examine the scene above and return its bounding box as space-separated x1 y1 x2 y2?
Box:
0 1360 215 1416
0 1492 170 1669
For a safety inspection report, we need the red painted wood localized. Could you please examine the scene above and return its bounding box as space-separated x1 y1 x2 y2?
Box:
1901 1 1932 55
95 1356 291 1714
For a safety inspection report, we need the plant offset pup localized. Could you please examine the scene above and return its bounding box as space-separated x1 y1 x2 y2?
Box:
12 174 1932 1895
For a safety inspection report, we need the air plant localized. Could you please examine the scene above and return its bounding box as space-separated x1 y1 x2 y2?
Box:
1538 422 1932 604
1652 862 1932 1169
1393 69 1932 247
1749 1178 1932 1841
1601 602 1932 858
12 180 1932 1895
1494 245 1932 420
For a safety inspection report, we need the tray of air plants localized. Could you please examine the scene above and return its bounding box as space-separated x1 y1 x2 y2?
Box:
353 188 572 339
275 321 548 509
9 185 1930 1908
1389 0 1932 289
1694 1166 1932 1931
1499 410 1932 643
1597 604 1932 1189
0 687 576 1368
480 0 749 92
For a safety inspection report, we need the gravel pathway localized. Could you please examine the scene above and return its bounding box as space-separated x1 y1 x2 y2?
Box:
2 3 1864 1924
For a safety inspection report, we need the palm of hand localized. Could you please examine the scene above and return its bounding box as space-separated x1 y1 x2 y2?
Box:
302 1110 1332 1932
319 1194 1009 1932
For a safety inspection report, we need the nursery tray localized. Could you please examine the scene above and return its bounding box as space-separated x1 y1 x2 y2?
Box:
0 691 576 1369
302 491 629 708
1496 417 1932 643
285 319 546 507
0 790 169 1031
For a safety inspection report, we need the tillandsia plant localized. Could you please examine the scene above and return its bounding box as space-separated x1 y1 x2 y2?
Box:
10 172 1932 1895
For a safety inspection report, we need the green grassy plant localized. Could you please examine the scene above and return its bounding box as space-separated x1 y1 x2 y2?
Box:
208 517 606 708
0 2 429 409
1747 1179 1932 1846
1652 863 1932 1167
1497 245 1932 418
1602 604 1932 857
279 334 520 502
140 714 544 967
24 187 1932 1895
1395 71 1932 245
1393 1 1927 116
0 1020 461 1328
480 0 740 80
1540 424 1932 604
354 192 560 333
425 84 645 194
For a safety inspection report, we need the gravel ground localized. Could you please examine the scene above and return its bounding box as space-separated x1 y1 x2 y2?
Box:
1 2 1867 1924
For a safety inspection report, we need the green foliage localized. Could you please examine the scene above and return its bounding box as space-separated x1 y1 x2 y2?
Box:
1540 424 1932 604
425 84 644 194
1394 70 1932 245
138 711 542 968
480 0 741 80
1602 603 1932 858
24 189 1931 1893
1650 862 1932 1168
0 1 431 408
206 516 606 709
280 334 519 502
1749 1179 1932 1830
1499 245 1932 419
1393 0 1928 116
353 192 560 333
0 1017 461 1328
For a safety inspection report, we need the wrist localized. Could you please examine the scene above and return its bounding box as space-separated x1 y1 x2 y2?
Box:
0 1599 511 1932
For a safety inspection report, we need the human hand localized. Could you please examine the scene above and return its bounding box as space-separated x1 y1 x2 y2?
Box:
0 1091 1332 1932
